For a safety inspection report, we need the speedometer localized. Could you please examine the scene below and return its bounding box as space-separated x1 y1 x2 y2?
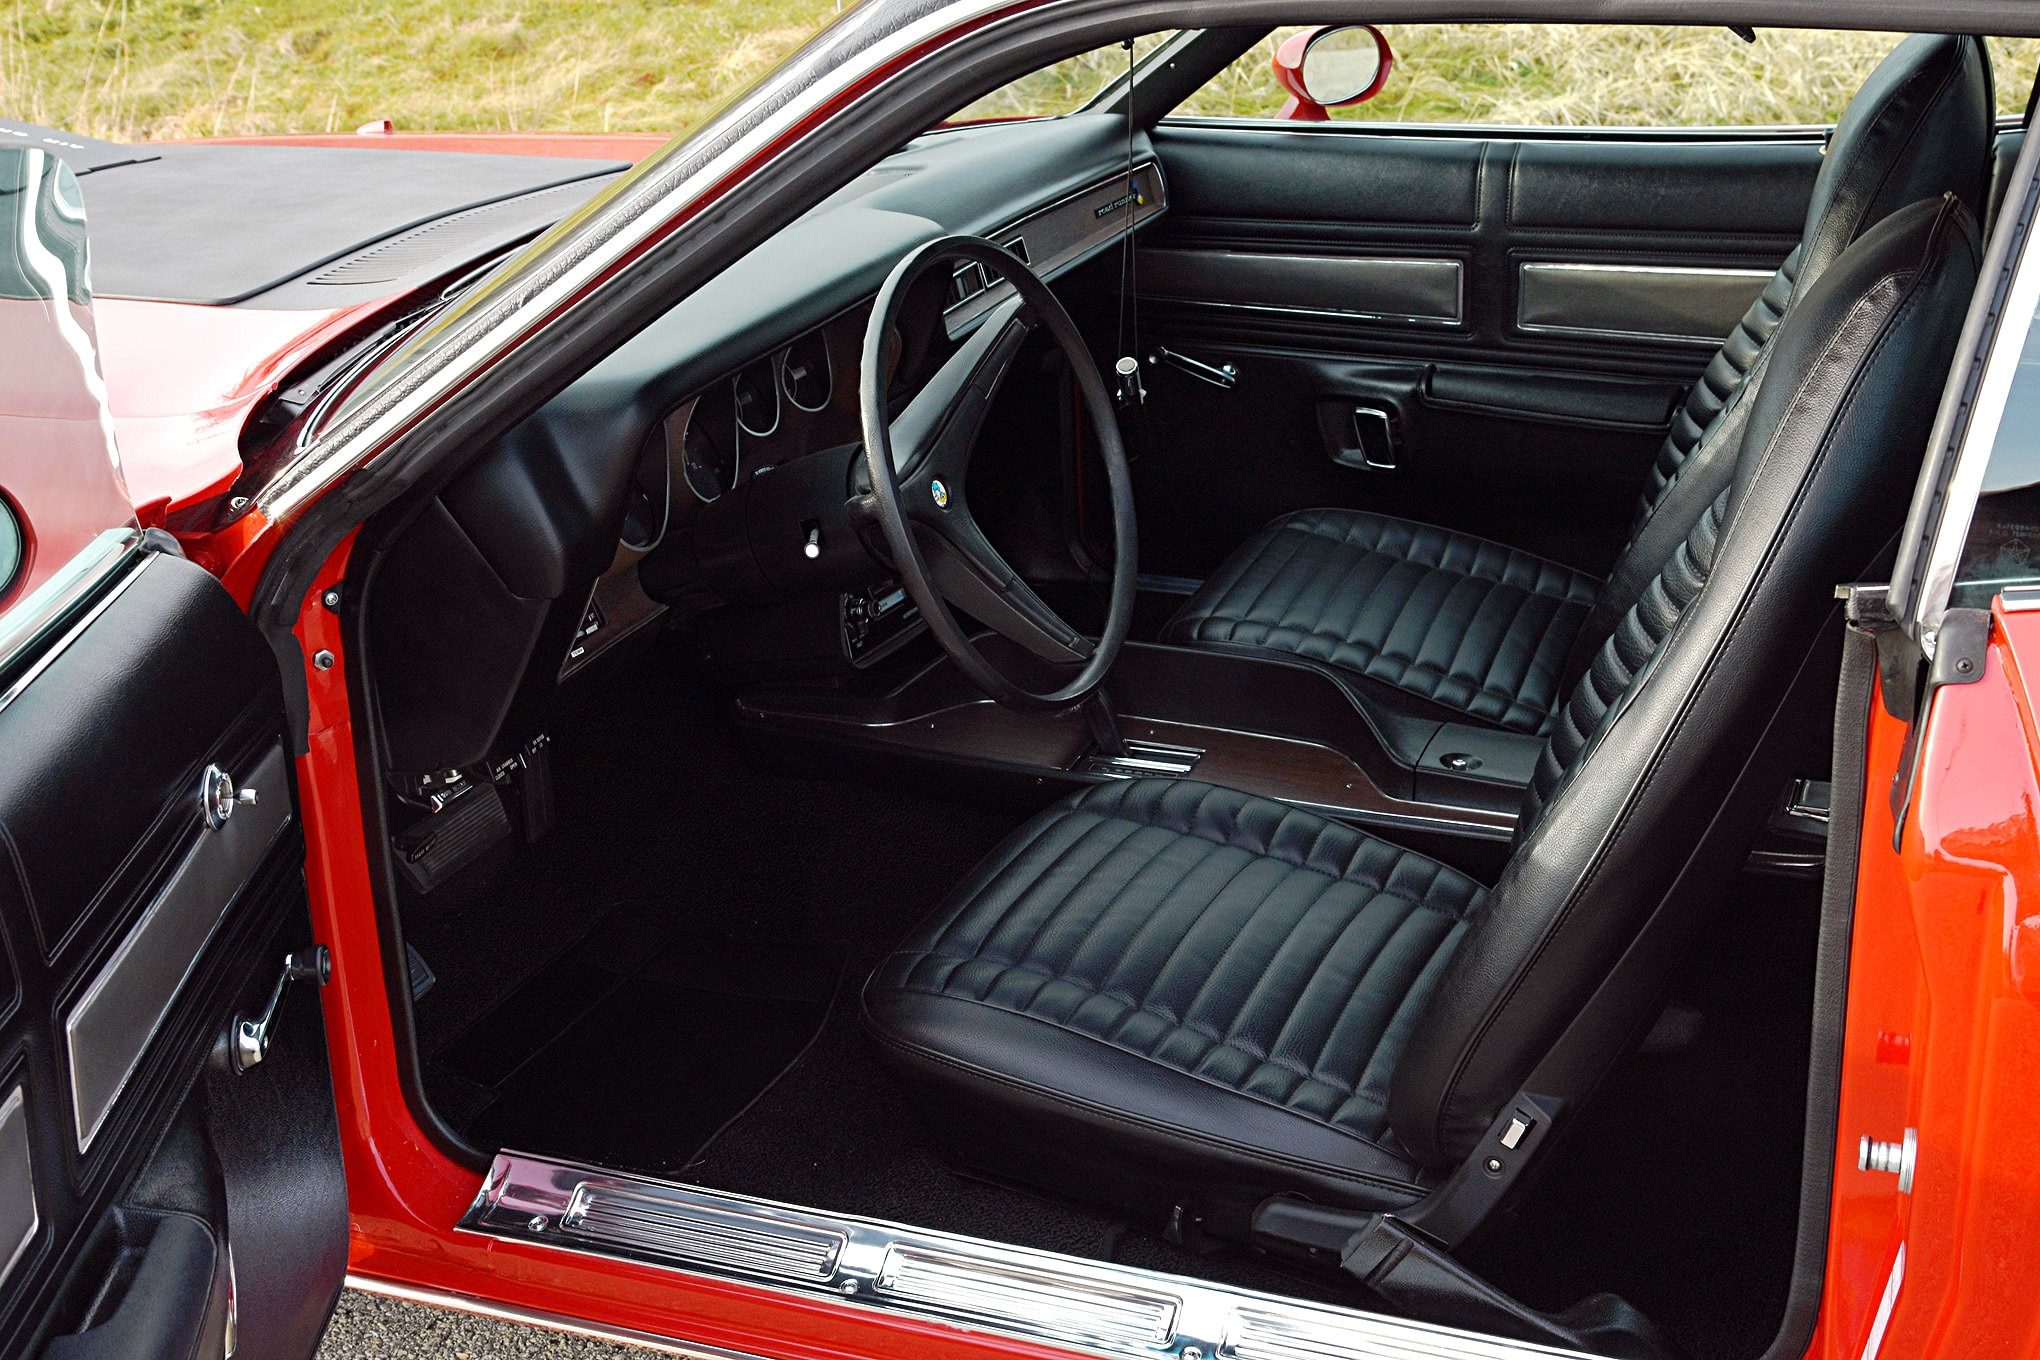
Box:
668 398 736 504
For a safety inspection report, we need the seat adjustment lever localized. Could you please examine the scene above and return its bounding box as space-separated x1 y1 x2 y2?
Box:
231 947 331 1073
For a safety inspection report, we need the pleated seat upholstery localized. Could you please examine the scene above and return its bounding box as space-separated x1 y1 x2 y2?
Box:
1162 33 1990 738
864 779 1483 1214
1163 510 1600 735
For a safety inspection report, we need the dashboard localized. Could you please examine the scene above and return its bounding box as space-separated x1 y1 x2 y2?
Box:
367 113 1168 779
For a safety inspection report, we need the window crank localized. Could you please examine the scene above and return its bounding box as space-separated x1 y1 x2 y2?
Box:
231 947 332 1073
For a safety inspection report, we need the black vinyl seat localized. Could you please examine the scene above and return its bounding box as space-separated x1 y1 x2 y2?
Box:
1163 33 1990 737
867 778 1479 1209
867 192 1982 1244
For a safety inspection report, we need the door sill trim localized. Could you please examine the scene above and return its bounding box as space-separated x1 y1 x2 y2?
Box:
459 1151 1590 1360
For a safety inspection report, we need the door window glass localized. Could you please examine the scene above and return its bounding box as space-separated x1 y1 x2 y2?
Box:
1177 26 2040 128
945 32 1174 123
1955 286 2040 606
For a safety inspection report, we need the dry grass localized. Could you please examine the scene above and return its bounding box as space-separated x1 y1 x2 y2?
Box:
0 0 853 140
1 8 2033 143
1184 25 2040 125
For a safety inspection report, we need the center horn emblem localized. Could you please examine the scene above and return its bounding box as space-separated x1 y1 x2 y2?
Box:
931 479 951 510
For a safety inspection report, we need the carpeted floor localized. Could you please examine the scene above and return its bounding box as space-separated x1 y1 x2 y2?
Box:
401 630 1819 1359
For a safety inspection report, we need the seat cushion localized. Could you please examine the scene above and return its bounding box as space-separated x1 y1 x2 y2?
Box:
1162 509 1601 736
863 779 1484 1220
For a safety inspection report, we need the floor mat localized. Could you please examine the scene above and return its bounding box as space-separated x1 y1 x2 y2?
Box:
440 907 841 1173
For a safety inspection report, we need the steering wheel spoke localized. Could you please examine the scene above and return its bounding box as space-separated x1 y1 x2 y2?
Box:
889 293 1033 486
859 235 1135 710
912 512 1092 665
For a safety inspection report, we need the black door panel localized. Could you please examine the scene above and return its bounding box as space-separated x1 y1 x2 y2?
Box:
0 548 340 1360
1130 350 1678 576
1125 124 1822 576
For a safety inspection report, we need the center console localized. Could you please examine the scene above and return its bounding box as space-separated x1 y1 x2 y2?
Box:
736 635 1539 847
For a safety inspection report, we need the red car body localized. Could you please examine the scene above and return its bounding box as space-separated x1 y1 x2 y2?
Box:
6 5 2040 1359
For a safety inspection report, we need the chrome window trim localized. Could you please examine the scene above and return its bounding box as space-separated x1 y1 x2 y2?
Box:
1157 114 1835 142
0 529 142 714
463 1150 1593 1360
0 1086 37 1290
1516 261 1773 345
1896 108 2040 649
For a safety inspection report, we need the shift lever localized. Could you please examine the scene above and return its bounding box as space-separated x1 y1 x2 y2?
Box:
1079 690 1129 760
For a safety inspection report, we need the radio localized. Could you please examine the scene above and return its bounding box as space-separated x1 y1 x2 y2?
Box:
842 577 922 665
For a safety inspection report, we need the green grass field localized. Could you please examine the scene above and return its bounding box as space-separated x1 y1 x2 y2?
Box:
2 6 2033 143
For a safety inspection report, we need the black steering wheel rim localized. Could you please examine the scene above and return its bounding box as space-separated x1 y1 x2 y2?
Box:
858 234 1137 710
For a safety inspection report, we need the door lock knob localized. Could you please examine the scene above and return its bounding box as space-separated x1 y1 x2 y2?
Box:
200 764 260 831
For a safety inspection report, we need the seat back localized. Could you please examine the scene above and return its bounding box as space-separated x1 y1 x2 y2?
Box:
1569 35 1992 681
1387 194 1981 1167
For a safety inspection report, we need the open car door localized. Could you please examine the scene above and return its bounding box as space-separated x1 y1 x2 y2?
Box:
0 147 344 1358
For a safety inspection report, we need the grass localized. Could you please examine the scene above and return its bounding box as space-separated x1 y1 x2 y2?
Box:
1183 25 2040 125
0 0 854 140
1 7 2034 142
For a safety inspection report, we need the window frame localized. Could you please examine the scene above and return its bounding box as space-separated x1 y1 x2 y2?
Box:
1892 109 2040 648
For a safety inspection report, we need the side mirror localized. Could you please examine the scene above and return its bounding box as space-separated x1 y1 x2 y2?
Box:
1273 25 1393 122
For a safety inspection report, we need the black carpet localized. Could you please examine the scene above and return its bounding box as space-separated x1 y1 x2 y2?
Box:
439 906 840 1172
1469 872 1822 1360
406 630 1034 1170
403 630 1818 1359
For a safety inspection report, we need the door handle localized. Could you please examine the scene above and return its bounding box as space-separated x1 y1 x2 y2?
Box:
1150 347 1238 389
231 948 331 1074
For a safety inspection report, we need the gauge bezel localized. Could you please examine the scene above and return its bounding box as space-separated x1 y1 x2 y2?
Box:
733 354 783 438
669 396 738 506
621 417 673 551
780 331 834 414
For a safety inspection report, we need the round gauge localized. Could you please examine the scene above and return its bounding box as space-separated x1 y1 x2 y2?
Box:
621 430 671 551
782 332 832 412
669 400 737 504
733 356 781 437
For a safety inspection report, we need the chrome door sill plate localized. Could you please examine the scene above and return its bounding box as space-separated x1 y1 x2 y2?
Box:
1076 739 1204 780
463 1151 1589 1360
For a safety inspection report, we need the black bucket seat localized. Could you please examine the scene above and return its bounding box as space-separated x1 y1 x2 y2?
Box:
1159 34 1990 738
864 194 1980 1271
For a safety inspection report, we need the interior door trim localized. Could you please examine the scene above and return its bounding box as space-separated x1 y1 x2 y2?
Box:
0 1086 35 1288
0 529 140 707
63 744 292 1152
1517 261 1771 344
1139 247 1462 325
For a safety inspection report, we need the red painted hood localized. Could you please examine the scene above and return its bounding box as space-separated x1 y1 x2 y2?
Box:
92 130 667 521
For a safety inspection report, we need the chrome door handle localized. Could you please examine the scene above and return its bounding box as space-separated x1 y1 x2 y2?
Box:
231 947 331 1073
1150 347 1238 389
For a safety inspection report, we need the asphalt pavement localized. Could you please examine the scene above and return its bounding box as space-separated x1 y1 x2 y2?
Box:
316 1288 653 1359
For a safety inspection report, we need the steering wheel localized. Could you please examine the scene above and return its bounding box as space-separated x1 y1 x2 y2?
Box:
856 235 1136 710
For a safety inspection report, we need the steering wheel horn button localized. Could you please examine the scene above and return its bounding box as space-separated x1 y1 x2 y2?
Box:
930 479 951 510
